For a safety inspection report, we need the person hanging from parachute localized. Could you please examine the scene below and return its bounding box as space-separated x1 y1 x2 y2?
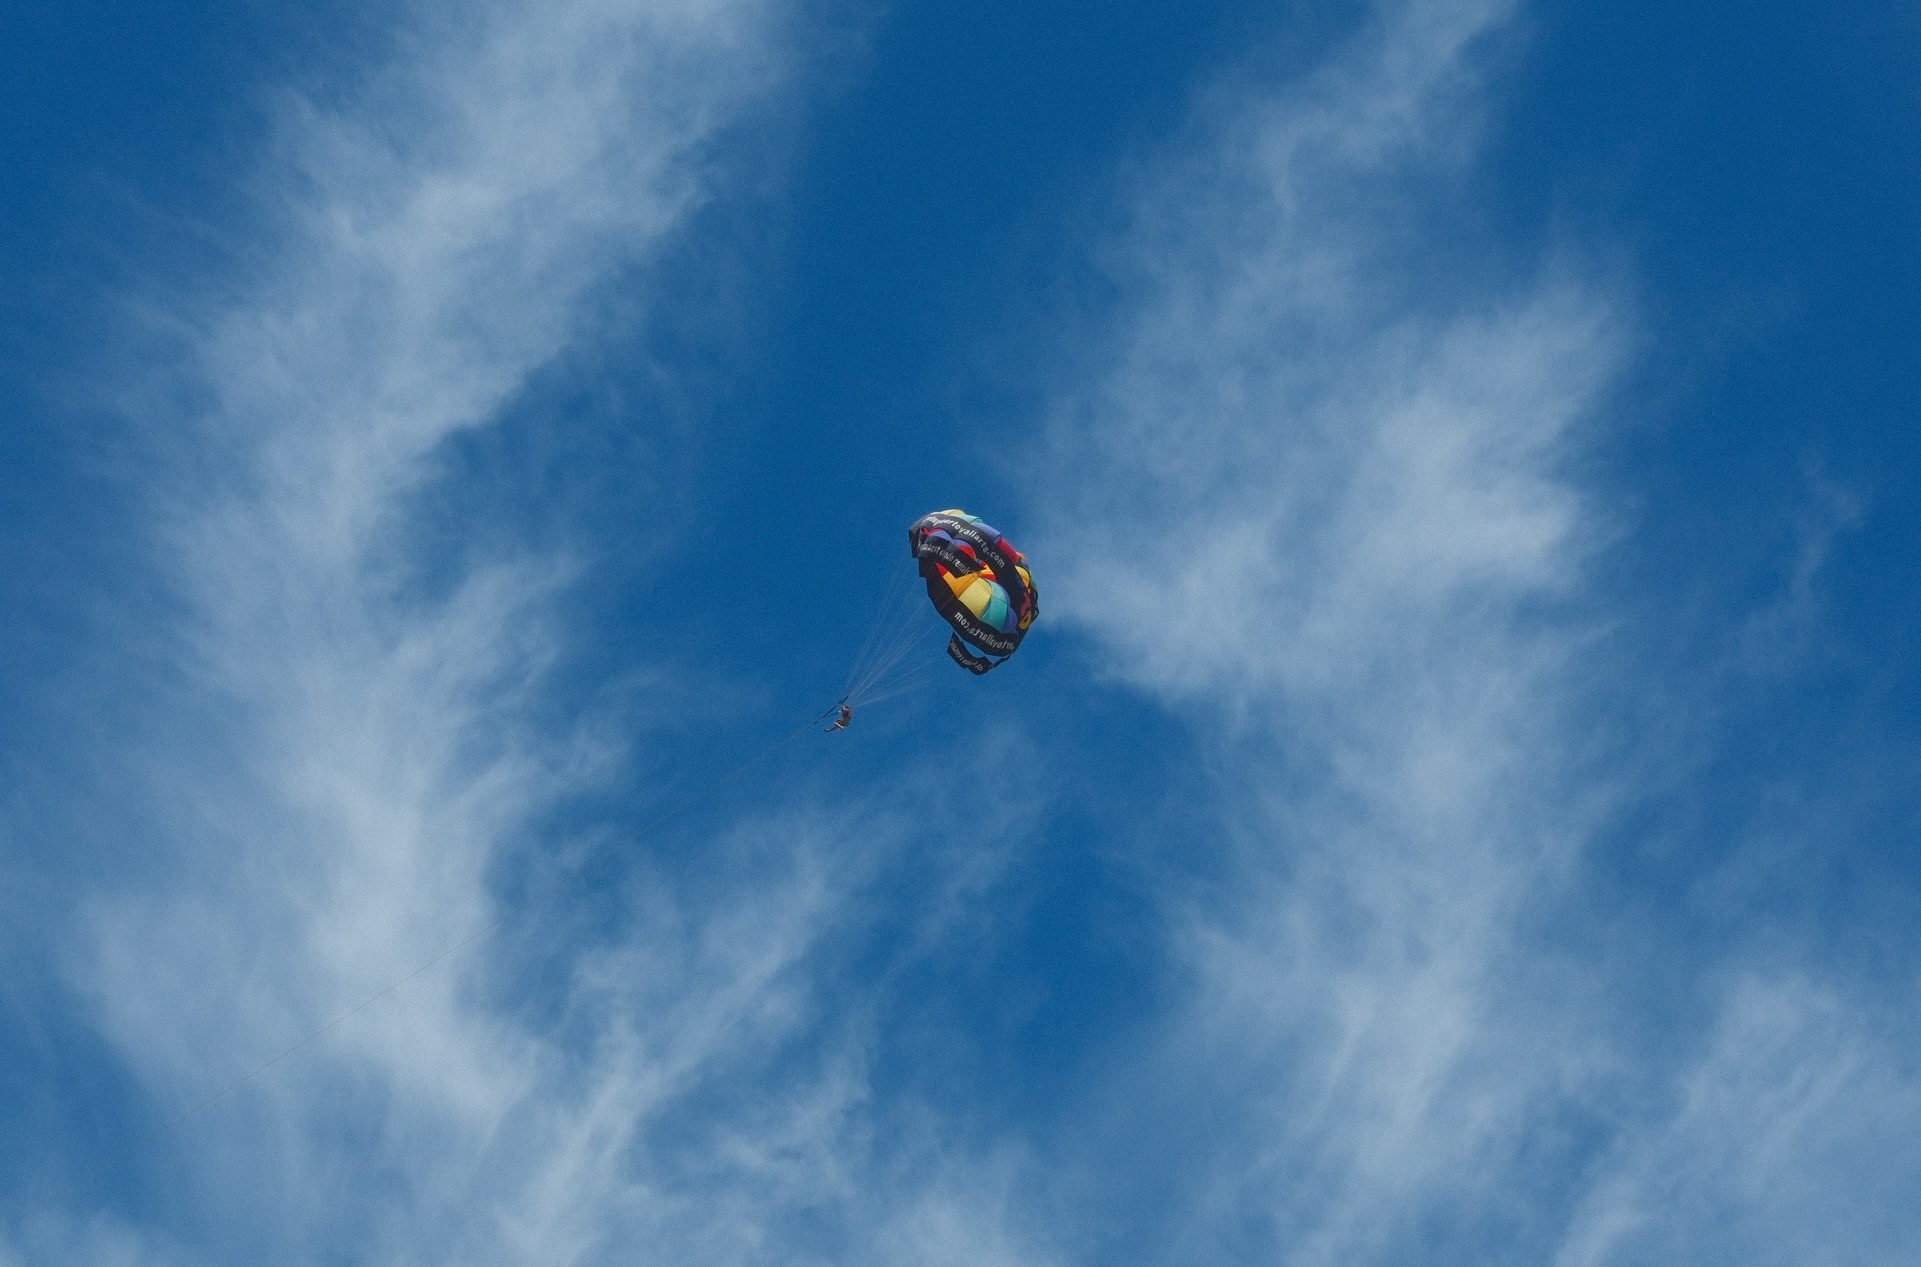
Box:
826 703 854 732
907 509 1038 675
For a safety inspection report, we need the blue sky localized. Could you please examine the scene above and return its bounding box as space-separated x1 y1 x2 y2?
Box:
4 0 1919 1262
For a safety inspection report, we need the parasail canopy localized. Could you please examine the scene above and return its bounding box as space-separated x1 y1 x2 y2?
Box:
908 509 1039 674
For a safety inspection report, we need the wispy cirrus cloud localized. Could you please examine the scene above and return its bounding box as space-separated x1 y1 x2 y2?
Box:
1025 0 1921 1262
16 0 1919 1262
0 1213 202 1267
1557 973 1921 1267
11 0 907 1263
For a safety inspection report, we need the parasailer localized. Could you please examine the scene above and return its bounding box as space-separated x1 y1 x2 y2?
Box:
826 704 854 732
908 509 1039 674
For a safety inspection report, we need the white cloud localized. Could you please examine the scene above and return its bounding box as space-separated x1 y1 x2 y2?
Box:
1027 1 1921 1262
1736 465 1868 675
29 0 1920 1261
1557 974 1921 1267
872 1173 1063 1267
38 0 908 1263
0 1213 203 1267
1031 0 1626 1259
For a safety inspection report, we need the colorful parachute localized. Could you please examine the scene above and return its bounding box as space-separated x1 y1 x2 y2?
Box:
908 509 1039 674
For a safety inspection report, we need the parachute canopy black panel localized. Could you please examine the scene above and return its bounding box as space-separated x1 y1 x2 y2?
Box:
908 509 1039 674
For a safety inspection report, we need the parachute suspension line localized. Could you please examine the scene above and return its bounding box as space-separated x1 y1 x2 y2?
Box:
842 560 914 700
847 619 930 707
184 699 844 1122
845 668 934 710
841 560 934 709
844 562 919 701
